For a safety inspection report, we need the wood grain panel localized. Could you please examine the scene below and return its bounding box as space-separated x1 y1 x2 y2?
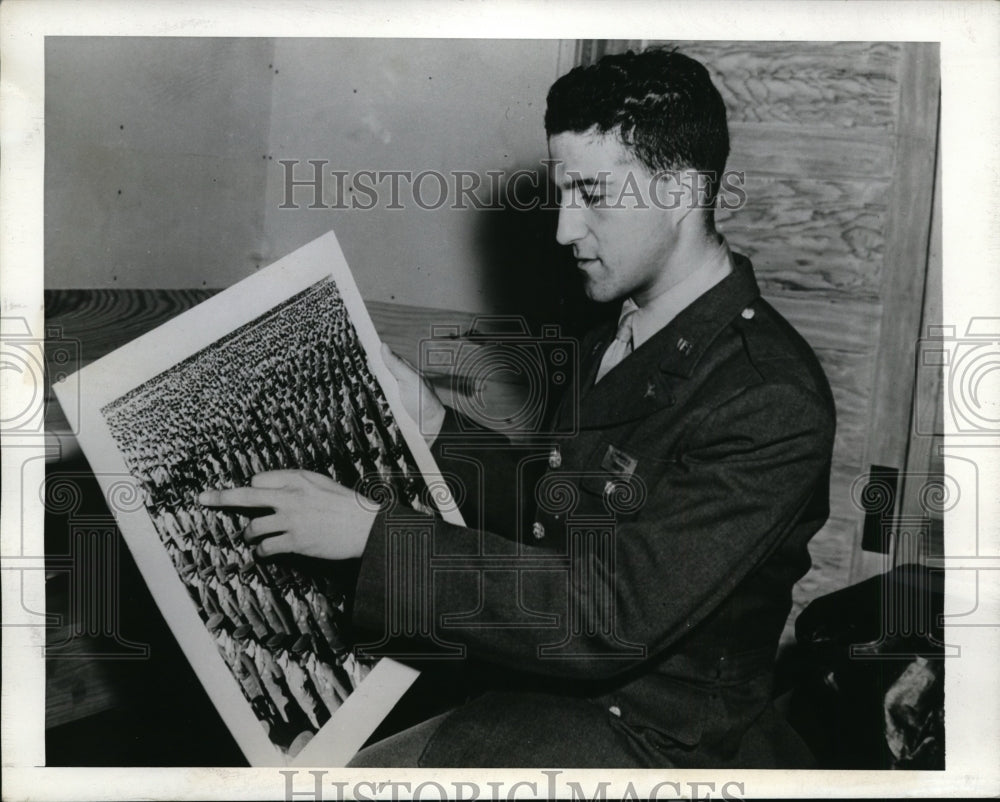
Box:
779 515 860 646
45 292 480 380
797 517 858 592
829 459 868 517
662 41 902 131
45 289 218 363
767 294 881 354
727 123 895 180
721 176 889 297
900 127 942 544
864 42 940 467
44 289 219 440
44 292 522 438
784 516 859 645
46 626 123 728
816 348 877 468
367 300 477 365
853 43 940 583
576 40 645 68
829 460 869 521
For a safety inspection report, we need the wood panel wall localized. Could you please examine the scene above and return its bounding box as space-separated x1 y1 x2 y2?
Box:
624 40 943 643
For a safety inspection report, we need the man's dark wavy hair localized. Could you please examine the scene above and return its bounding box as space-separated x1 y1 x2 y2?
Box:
545 47 730 210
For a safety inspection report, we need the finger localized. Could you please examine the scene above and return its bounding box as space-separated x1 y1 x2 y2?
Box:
244 514 285 544
381 343 417 379
301 471 350 495
250 471 301 489
254 533 295 558
198 486 286 508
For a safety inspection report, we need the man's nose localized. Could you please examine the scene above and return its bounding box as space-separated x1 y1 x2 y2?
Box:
555 204 585 246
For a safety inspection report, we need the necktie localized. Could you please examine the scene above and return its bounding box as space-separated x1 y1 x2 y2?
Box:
595 306 638 383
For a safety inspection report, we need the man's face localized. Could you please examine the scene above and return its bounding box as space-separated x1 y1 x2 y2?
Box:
548 129 684 306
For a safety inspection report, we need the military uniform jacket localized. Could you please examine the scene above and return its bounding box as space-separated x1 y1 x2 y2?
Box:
353 254 836 767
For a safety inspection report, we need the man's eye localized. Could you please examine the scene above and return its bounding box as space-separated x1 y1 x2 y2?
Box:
581 189 605 206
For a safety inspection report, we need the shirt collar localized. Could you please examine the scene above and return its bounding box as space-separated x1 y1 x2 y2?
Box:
619 238 735 350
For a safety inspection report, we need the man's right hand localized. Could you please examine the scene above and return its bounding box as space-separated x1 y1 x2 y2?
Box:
381 343 446 446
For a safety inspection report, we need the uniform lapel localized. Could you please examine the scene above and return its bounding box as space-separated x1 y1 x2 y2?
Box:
576 254 761 429
551 320 614 434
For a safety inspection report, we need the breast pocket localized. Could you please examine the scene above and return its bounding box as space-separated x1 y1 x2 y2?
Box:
576 440 672 521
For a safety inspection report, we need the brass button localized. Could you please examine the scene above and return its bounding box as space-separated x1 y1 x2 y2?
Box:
741 307 755 320
531 521 545 540
608 705 621 717
548 446 562 469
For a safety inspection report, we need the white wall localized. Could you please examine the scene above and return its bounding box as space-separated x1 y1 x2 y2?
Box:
261 38 561 312
45 37 275 289
46 37 565 314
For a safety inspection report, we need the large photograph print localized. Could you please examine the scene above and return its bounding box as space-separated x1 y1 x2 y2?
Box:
53 231 460 766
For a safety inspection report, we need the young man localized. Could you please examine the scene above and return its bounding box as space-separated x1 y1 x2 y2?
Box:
201 47 835 767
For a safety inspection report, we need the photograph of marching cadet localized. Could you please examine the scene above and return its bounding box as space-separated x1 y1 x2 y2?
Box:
100 276 435 756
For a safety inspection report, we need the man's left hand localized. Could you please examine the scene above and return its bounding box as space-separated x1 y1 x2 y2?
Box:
198 470 376 560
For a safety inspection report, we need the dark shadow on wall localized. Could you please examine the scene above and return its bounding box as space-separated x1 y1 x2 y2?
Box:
471 166 616 339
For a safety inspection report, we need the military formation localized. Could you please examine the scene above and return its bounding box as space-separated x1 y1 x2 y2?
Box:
102 277 432 754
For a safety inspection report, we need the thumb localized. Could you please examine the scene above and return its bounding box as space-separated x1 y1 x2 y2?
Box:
381 343 415 381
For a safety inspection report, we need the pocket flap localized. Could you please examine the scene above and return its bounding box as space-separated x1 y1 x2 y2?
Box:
607 676 713 747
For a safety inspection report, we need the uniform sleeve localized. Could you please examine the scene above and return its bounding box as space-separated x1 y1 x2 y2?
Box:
353 381 834 680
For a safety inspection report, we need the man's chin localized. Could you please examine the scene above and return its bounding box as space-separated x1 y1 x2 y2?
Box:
582 283 616 304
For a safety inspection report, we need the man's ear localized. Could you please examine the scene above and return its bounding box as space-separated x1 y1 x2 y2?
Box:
670 168 713 225
650 168 707 222
649 169 687 215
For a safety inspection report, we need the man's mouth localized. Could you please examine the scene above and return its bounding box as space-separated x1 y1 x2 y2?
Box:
576 256 600 269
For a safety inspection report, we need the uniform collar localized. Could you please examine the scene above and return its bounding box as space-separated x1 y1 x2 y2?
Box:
624 239 734 351
653 250 760 377
573 252 761 429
